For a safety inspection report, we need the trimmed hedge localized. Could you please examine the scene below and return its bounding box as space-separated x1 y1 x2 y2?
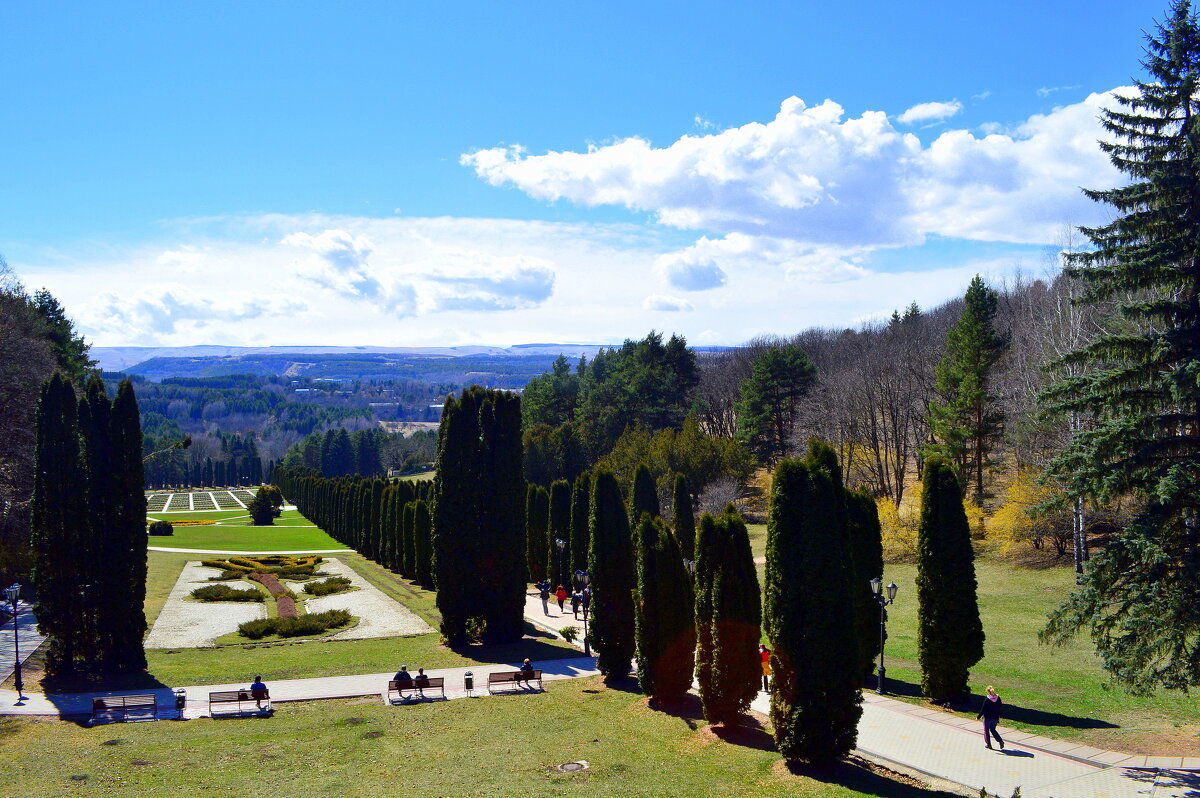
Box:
148 520 174 536
190 584 264 602
302 576 353 596
237 609 354 640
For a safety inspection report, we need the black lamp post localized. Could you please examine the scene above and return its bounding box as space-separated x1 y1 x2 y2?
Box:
554 538 566 588
6 583 25 703
869 577 899 695
574 570 591 656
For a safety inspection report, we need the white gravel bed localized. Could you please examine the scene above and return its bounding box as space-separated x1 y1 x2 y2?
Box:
145 563 265 648
301 559 434 639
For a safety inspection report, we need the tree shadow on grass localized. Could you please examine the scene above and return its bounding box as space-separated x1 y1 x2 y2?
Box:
442 623 589 667
708 714 777 751
878 675 1119 730
786 757 965 798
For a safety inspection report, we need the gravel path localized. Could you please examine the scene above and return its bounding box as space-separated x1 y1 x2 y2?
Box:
303 559 434 639
145 563 265 648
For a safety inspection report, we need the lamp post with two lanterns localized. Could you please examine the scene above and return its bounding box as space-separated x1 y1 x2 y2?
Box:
869 577 899 695
6 583 26 703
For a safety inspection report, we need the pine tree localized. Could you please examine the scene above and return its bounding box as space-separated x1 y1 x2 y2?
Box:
634 514 695 701
526 484 549 581
672 473 695 560
630 463 660 523
701 509 762 724
735 345 817 465
916 458 984 702
846 488 884 680
588 469 636 680
1039 1 1200 693
764 456 861 764
569 472 590 574
548 479 571 586
926 276 1009 505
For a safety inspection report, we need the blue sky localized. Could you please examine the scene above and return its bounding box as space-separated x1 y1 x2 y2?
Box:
0 0 1165 347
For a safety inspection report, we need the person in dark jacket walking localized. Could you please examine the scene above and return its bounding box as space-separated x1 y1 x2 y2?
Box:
977 685 1005 749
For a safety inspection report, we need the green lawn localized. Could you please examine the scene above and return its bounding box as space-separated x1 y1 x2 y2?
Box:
145 509 346 551
0 677 953 798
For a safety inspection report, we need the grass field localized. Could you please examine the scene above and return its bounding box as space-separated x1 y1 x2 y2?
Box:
0 677 952 798
145 508 346 551
747 523 1200 752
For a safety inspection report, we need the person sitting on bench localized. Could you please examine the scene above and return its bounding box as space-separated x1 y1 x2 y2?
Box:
249 675 268 710
518 658 535 687
414 668 429 695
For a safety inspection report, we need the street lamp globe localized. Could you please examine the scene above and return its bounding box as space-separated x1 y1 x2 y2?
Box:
886 582 899 601
869 577 882 596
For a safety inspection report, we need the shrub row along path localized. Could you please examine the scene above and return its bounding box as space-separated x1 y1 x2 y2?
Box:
1 583 1195 797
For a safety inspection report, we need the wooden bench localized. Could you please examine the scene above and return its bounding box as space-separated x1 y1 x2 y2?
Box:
208 689 271 716
487 670 543 694
386 677 445 702
91 694 158 723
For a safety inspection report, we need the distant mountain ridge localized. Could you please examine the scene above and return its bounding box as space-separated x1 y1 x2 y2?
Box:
93 344 613 373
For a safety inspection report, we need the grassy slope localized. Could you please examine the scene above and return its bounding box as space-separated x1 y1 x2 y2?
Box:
0 678 954 798
747 522 1200 751
146 508 346 551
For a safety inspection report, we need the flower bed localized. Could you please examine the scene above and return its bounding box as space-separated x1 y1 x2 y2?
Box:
190 584 264 602
302 576 353 596
170 519 217 527
236 609 353 640
250 572 300 618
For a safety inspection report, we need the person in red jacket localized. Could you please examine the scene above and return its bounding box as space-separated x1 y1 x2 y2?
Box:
555 585 569 612
759 644 771 691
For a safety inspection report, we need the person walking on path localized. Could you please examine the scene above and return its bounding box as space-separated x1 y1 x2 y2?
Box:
571 590 582 618
759 644 771 692
581 586 591 617
537 580 551 615
250 675 269 710
977 685 1005 750
555 585 568 612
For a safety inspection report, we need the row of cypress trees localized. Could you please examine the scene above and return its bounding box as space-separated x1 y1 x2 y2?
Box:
31 374 148 676
274 468 434 589
526 474 592 587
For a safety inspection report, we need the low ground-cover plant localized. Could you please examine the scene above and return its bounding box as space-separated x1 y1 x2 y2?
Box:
190 584 264 602
237 609 353 640
169 519 218 527
303 576 353 596
207 569 246 581
148 520 173 536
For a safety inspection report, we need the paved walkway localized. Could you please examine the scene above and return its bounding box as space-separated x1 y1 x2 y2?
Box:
2 592 1196 797
0 600 43 686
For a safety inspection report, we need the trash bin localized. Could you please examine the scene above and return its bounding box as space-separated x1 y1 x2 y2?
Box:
174 688 186 710
464 671 474 695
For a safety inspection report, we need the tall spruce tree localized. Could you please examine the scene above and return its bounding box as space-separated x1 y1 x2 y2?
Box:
846 488 884 680
672 473 695 560
634 514 695 701
525 484 549 582
926 276 1009 505
1039 1 1200 693
548 479 572 586
569 472 590 574
916 458 984 702
764 456 861 764
700 509 762 725
588 469 636 680
735 345 817 465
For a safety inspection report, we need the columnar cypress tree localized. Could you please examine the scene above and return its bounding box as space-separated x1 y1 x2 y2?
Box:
702 510 761 724
672 473 695 561
693 513 719 710
846 488 884 679
476 389 526 643
526 484 549 581
413 499 434 589
630 463 660 524
764 457 861 764
569 472 590 575
403 502 418 577
108 379 148 673
548 479 571 585
916 457 984 702
634 514 695 701
589 469 635 680
433 391 477 643
1038 0 1200 693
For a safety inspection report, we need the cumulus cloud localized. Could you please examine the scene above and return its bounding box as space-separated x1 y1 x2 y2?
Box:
282 229 403 310
657 249 727 291
427 257 556 311
897 100 963 124
462 90 1124 247
86 285 294 343
642 295 694 312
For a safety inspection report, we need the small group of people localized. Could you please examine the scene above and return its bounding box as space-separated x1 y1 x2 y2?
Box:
535 580 590 618
393 665 433 694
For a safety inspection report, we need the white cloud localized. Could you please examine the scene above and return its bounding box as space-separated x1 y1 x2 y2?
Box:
643 295 694 312
897 100 963 124
1037 85 1080 98
462 90 1124 247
